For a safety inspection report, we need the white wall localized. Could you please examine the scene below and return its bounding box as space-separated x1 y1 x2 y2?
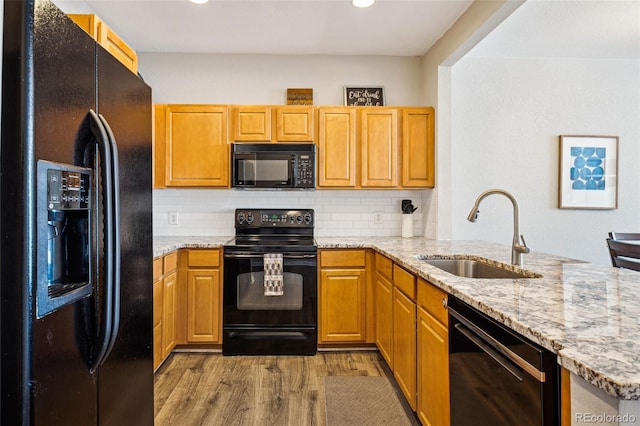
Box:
139 53 423 106
140 53 432 237
449 56 640 265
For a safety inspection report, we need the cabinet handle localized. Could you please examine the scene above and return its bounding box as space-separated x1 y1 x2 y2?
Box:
442 297 448 309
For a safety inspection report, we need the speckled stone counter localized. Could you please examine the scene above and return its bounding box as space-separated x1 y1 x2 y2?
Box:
153 235 640 401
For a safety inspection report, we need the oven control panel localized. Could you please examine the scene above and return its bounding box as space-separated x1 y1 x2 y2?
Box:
235 209 314 228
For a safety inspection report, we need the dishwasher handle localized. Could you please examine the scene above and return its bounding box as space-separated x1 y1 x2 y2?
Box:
450 307 546 383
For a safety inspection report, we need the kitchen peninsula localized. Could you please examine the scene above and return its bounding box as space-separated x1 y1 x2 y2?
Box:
154 235 640 423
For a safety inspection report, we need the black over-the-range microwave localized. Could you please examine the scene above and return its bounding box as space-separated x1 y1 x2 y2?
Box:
231 143 316 190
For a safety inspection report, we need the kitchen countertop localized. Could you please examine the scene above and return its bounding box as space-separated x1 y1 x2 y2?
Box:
153 235 640 400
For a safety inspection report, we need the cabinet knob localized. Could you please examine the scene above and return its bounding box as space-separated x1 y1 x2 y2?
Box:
442 297 448 309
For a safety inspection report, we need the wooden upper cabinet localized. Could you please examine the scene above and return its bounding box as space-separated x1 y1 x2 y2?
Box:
402 107 435 188
68 14 138 74
317 107 357 188
156 105 229 188
230 106 272 141
360 108 398 188
275 106 314 141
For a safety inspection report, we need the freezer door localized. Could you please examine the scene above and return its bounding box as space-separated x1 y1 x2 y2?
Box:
95 47 154 426
1 1 99 425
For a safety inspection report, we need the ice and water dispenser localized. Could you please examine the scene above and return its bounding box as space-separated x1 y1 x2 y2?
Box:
37 160 93 318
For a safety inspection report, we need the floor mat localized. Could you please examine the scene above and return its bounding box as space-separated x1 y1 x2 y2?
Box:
324 376 417 426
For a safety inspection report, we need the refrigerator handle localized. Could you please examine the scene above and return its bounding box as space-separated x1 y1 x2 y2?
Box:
86 110 115 374
98 113 121 363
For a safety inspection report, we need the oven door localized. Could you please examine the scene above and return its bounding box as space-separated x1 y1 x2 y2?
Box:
223 251 317 326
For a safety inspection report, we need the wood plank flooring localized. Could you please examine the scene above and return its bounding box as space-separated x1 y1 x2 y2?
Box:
154 351 416 426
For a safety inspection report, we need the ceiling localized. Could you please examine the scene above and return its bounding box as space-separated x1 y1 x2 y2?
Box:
51 0 640 59
52 0 473 56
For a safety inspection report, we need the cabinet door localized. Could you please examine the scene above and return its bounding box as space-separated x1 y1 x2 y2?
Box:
417 306 450 426
374 273 394 367
402 108 435 188
319 268 366 342
276 106 314 141
230 106 272 141
360 108 398 187
317 108 357 187
162 271 177 358
163 105 229 187
186 268 221 343
393 288 417 410
153 277 163 370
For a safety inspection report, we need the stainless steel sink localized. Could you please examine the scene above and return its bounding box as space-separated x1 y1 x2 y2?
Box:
416 256 541 279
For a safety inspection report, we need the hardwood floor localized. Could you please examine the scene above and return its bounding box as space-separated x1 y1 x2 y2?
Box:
154 351 414 426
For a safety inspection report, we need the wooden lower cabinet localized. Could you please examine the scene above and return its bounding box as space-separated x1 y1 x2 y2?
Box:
393 287 417 410
162 270 177 357
417 278 450 426
320 268 367 342
185 249 222 344
319 249 373 344
153 251 178 370
186 268 221 343
152 259 163 370
374 271 394 365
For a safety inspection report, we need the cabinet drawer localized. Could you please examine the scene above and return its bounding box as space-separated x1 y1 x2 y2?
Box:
320 250 366 268
375 252 393 281
417 278 448 326
187 249 220 268
153 257 163 281
393 265 416 301
163 251 178 274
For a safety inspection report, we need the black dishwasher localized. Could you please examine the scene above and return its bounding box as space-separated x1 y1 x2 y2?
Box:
448 296 559 426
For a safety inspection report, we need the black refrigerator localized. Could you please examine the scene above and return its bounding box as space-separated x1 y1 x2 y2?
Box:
1 0 154 425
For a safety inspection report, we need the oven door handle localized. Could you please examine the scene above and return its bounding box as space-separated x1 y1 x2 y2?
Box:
224 253 317 259
450 308 546 383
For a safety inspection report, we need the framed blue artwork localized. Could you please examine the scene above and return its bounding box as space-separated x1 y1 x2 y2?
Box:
559 135 618 209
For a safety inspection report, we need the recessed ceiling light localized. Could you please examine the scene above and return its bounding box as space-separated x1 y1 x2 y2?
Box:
352 0 375 8
189 0 209 4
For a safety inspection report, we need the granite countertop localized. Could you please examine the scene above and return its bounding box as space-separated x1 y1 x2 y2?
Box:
153 235 640 400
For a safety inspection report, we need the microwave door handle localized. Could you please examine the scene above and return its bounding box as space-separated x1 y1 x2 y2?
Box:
86 110 114 374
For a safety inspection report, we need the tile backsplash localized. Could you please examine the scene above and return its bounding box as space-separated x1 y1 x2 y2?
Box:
153 189 430 237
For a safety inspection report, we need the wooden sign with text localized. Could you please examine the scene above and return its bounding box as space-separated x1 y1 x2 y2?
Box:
344 86 385 106
287 88 313 105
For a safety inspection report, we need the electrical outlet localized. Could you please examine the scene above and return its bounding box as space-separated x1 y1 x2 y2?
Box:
374 211 383 224
168 211 178 225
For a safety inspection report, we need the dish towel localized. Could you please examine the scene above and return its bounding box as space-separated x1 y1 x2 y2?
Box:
263 253 284 296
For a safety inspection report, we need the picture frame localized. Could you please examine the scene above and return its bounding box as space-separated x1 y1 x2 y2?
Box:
343 86 385 106
558 135 618 209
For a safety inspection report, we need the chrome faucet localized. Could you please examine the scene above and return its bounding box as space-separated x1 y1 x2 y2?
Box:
466 189 530 267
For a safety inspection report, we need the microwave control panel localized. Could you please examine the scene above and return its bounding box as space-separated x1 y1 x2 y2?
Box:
295 154 315 188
